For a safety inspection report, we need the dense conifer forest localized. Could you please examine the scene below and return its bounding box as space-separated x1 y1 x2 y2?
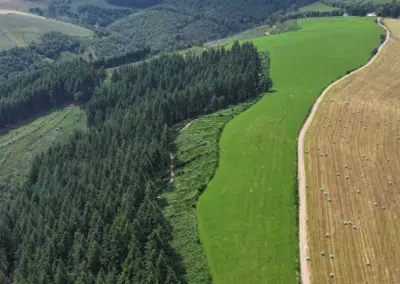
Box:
0 59 103 129
0 42 271 283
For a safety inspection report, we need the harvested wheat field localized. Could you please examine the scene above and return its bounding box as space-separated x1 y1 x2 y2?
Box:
305 19 400 283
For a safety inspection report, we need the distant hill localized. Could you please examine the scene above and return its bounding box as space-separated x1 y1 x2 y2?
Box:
0 12 92 51
93 0 317 57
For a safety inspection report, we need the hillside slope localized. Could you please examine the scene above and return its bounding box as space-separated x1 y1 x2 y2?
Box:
93 0 316 56
0 13 91 51
0 106 86 193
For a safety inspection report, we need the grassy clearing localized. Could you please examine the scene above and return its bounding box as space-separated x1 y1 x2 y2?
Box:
306 18 400 283
163 100 257 284
205 20 299 47
0 14 92 49
197 17 382 284
299 2 340 12
0 30 15 50
0 106 86 193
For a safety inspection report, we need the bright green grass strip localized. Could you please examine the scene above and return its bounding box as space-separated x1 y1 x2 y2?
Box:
197 17 382 284
0 106 86 192
299 2 340 12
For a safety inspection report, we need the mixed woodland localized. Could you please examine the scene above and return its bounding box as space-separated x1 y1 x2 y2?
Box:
0 32 83 81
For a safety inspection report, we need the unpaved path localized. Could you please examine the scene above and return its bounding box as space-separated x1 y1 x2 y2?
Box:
169 152 175 184
182 120 193 131
297 18 389 284
0 9 46 19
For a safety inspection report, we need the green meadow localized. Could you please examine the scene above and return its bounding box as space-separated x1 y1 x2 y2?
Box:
197 17 382 283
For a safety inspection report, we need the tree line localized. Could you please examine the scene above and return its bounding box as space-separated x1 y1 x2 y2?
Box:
0 59 103 129
92 47 151 69
322 0 400 17
265 9 344 26
0 42 271 283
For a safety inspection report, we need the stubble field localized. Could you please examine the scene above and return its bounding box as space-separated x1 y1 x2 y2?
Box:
306 18 400 284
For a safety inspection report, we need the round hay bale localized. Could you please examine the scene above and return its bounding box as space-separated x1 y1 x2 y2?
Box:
352 226 357 230
325 233 329 238
306 256 310 261
320 251 325 256
330 254 335 259
330 273 334 279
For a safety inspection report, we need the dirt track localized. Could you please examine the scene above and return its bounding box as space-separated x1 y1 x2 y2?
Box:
298 18 389 284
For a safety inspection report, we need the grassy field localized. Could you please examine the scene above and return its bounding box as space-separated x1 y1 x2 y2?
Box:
0 106 86 194
0 14 92 50
197 17 382 284
299 2 340 12
306 19 400 283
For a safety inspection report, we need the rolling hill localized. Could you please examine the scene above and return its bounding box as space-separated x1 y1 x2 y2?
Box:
0 12 91 50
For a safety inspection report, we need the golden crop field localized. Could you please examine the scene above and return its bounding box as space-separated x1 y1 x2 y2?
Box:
305 19 400 283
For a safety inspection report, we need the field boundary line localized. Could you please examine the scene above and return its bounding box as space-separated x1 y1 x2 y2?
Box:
297 17 389 284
